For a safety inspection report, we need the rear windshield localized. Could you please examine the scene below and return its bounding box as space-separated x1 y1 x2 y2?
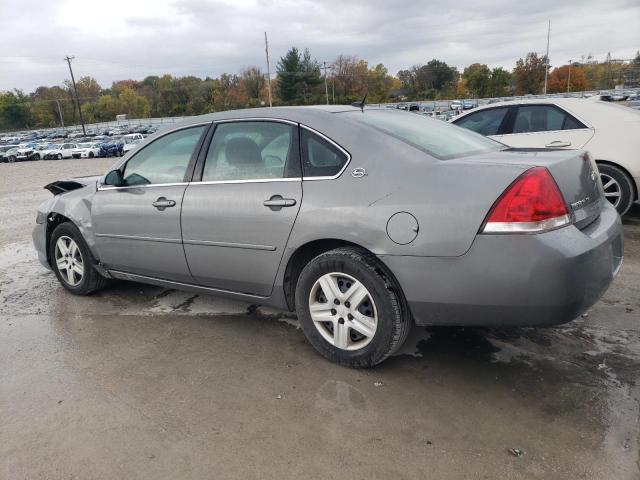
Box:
346 109 505 159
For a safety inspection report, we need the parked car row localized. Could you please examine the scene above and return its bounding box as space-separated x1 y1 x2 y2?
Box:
0 137 139 163
0 124 159 147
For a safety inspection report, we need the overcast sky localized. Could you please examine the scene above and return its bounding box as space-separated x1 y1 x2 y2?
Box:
1 0 638 92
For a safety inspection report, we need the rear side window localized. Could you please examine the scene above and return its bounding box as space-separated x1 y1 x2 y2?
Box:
349 109 504 160
202 121 299 181
512 105 586 134
454 107 509 135
300 129 349 177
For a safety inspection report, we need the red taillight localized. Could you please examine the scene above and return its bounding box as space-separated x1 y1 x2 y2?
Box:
482 167 570 234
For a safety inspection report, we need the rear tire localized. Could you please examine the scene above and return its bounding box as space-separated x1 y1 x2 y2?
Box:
598 163 635 216
295 247 410 368
49 223 108 295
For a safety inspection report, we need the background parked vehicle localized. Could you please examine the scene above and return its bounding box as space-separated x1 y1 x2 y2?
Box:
43 143 76 160
122 133 144 153
451 98 640 215
1 147 19 163
72 142 102 159
98 139 124 157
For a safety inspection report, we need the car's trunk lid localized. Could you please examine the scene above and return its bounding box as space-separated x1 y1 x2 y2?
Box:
460 148 604 229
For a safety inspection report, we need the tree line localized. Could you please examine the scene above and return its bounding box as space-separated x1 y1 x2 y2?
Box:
1 49 638 131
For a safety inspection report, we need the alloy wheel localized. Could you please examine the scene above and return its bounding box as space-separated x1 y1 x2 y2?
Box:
600 173 622 209
54 236 84 286
308 272 378 351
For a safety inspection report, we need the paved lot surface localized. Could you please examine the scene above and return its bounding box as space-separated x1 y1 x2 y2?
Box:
1 158 639 480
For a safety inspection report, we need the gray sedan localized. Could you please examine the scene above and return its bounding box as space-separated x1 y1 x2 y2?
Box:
33 106 623 367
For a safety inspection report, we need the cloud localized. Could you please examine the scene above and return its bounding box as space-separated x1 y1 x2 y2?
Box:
0 0 638 91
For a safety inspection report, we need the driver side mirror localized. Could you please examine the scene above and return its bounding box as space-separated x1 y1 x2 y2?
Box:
104 169 124 187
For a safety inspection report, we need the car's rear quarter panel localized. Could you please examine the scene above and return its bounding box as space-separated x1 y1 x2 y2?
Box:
285 117 529 259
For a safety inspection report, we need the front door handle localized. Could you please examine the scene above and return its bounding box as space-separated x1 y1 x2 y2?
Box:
152 197 176 211
264 195 297 211
545 140 571 148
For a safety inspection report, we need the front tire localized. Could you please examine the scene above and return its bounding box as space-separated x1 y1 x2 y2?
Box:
295 247 410 368
598 163 635 216
49 223 107 295
56 153 63 160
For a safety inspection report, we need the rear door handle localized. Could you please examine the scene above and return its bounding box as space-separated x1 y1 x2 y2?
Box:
264 195 297 210
545 140 571 148
152 197 176 210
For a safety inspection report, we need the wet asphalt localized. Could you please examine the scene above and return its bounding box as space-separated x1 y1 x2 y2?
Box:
1 158 639 480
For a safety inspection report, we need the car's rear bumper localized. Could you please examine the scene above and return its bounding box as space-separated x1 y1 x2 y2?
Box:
379 202 623 327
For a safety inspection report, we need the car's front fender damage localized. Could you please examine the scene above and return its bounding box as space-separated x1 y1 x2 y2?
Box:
34 177 104 273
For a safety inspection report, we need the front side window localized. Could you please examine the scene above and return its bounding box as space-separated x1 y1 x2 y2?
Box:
511 105 585 134
202 121 297 181
123 125 205 186
454 107 509 136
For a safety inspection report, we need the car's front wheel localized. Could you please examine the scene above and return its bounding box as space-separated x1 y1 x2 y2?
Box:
295 247 410 367
49 223 107 295
598 163 635 215
56 153 63 160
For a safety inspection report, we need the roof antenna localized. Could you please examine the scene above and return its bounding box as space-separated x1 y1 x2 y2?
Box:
351 93 367 112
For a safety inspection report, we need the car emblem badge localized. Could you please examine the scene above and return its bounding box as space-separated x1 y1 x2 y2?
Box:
351 168 367 178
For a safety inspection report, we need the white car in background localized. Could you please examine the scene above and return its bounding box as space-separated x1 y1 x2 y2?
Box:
42 143 77 160
72 142 101 159
122 133 144 154
451 98 640 215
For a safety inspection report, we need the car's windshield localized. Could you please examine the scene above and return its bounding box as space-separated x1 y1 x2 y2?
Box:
77 143 92 148
346 109 505 159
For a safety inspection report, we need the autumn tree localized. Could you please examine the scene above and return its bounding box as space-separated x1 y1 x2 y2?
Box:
512 52 549 95
547 64 589 93
241 67 266 105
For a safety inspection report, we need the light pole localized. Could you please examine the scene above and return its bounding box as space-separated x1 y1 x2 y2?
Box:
567 60 572 94
543 20 551 94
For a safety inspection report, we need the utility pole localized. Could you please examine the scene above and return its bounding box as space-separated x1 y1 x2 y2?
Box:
55 99 64 128
567 60 572 94
605 52 612 89
543 20 551 95
322 61 330 105
64 56 86 135
264 32 273 107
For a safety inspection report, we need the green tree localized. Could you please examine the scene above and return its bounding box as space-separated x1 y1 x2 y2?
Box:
0 90 32 130
276 47 322 104
463 63 491 97
488 67 511 97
